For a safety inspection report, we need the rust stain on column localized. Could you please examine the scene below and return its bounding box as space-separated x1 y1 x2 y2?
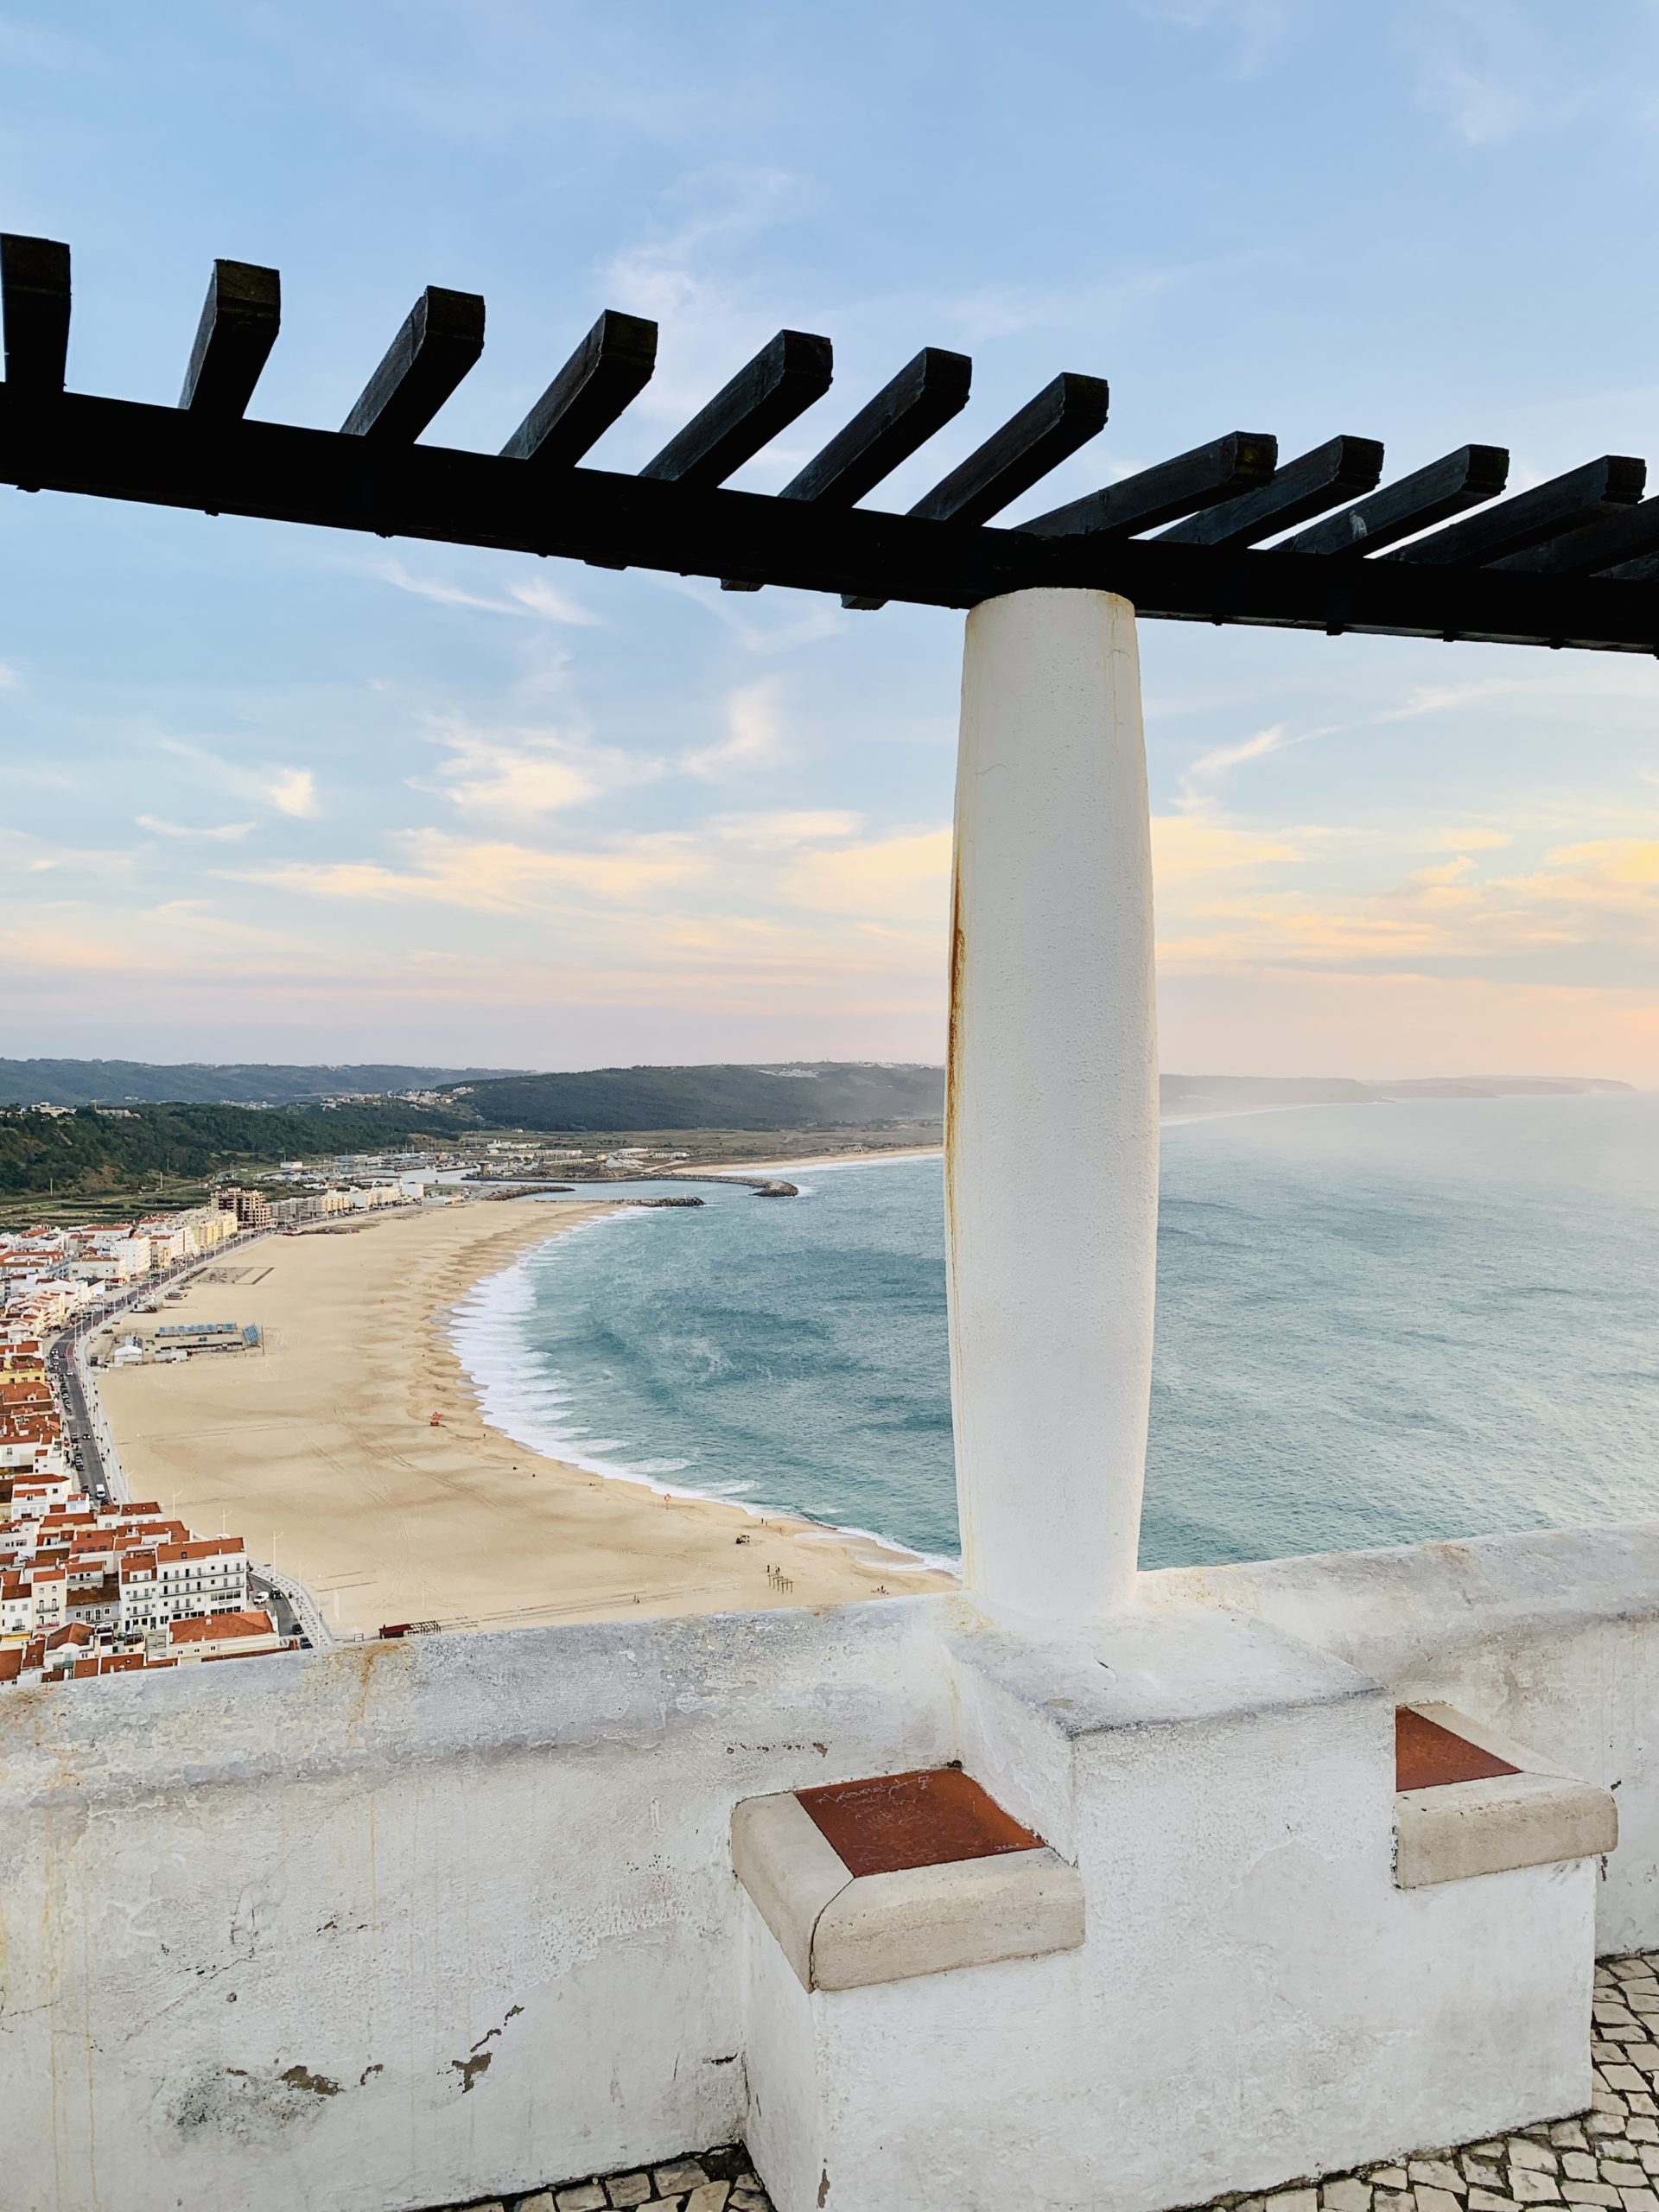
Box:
944 862 965 1235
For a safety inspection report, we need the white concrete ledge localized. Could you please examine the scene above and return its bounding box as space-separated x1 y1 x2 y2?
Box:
811 1844 1084 1991
1139 1519 1659 1680
731 1793 852 1990
1395 1702 1618 1890
732 1789 1084 1992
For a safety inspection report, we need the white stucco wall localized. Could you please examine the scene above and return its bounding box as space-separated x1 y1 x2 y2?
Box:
1 1526 1651 2212
1142 1518 1659 1952
742 1599 1597 2212
0 1603 953 2212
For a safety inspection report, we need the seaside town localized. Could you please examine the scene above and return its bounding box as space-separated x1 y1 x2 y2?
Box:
14 5 1659 2209
0 1171 430 1688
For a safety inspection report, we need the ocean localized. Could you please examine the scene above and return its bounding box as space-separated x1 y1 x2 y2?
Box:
450 1092 1659 1572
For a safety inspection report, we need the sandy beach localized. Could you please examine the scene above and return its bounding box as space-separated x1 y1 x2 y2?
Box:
96 1198 957 1639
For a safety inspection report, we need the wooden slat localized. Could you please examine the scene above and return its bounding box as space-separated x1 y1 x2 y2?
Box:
781 347 972 505
179 260 280 419
909 372 1109 526
1020 432 1277 540
641 329 833 486
341 287 486 441
1493 493 1659 576
1 233 70 392
1158 435 1385 548
1279 444 1509 558
841 370 1109 607
1603 550 1659 583
1387 455 1646 566
4 386 1659 652
500 309 657 467
721 346 971 591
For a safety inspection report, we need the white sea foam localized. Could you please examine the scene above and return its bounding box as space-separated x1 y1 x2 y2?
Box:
458 1094 1659 1582
448 1205 961 1574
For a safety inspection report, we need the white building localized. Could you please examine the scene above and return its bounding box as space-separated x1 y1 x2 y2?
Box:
119 1536 251 1633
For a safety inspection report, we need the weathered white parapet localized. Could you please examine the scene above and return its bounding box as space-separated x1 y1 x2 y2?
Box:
948 588 1159 1626
733 1604 1610 2212
0 1559 1637 2212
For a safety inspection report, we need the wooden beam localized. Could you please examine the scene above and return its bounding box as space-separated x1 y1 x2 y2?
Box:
908 372 1109 526
1158 435 1385 548
780 346 972 505
1020 431 1277 540
1388 455 1646 566
179 260 280 420
720 345 970 591
500 309 657 468
341 287 486 441
0 233 70 393
842 370 1109 607
3 387 1658 652
1493 493 1659 576
1278 444 1509 558
641 329 833 486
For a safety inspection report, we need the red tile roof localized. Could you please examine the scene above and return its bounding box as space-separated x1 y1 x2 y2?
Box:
168 1609 275 1647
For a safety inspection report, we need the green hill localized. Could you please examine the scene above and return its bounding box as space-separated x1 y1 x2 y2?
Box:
448 1062 945 1131
0 1059 525 1108
0 1100 465 1199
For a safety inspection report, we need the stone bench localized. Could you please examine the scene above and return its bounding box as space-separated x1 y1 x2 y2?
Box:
731 1765 1084 1992
1395 1701 1618 1889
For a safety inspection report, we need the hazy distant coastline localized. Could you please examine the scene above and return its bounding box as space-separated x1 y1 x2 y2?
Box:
0 1054 1637 1114
1160 1072 1637 1119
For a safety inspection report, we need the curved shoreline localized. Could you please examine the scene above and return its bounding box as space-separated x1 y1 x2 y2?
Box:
98 1196 956 1639
451 1198 960 1579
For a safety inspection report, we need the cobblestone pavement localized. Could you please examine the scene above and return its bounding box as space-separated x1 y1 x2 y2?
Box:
424 2141 769 2212
420 1953 1659 2212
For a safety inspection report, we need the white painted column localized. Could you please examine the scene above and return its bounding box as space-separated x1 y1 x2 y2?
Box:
946 588 1159 1627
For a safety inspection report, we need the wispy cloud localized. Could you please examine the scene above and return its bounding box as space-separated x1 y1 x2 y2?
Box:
1407 0 1591 147
657 575 846 654
264 768 319 819
596 167 807 430
1130 0 1294 78
1152 815 1302 883
442 753 600 817
238 829 702 913
1156 820 1659 986
152 740 325 822
1422 826 1512 853
378 558 602 627
785 827 952 922
0 827 140 877
137 816 256 842
1179 722 1294 798
683 679 790 779
710 810 863 850
423 716 661 820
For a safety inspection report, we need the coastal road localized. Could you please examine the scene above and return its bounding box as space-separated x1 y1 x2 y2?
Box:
48 1331 109 1498
41 1230 335 1649
42 1226 272 1508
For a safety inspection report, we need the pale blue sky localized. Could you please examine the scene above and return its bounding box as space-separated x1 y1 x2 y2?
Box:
3 2 1657 1076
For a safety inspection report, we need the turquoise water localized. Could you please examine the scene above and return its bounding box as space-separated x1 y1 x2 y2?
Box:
450 1094 1659 1570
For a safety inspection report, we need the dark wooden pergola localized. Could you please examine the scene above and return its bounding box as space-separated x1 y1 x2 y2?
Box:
3 233 1657 652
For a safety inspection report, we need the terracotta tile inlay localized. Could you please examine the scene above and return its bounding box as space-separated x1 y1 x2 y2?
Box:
796 1767 1045 1877
1395 1706 1520 1792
